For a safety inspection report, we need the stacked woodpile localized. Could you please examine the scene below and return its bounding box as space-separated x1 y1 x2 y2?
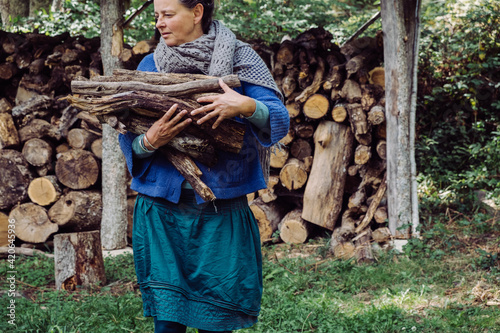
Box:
1 27 391 263
0 30 153 251
249 28 390 262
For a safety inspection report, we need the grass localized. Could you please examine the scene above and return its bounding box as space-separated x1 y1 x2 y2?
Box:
1 207 499 333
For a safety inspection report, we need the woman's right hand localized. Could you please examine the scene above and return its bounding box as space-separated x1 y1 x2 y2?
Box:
143 104 192 150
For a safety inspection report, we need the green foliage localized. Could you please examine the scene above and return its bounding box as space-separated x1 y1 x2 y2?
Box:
215 0 380 44
3 0 102 38
417 0 500 201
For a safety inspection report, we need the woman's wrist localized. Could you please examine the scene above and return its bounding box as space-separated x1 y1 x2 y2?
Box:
240 96 257 118
143 132 158 150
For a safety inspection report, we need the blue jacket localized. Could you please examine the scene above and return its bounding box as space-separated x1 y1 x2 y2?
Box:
119 54 289 204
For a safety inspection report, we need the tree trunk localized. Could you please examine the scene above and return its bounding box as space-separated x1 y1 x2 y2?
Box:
381 0 421 237
99 0 128 249
54 230 106 290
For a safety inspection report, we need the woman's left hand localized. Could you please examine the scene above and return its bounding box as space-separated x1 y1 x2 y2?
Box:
191 78 256 129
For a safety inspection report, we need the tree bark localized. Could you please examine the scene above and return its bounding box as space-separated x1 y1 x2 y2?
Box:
100 0 128 249
48 190 102 231
54 230 106 290
302 121 354 230
381 0 421 237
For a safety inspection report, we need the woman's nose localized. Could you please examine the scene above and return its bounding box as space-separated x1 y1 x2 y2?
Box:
156 18 165 29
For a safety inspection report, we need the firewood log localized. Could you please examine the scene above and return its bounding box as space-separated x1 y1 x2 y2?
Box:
11 95 52 119
341 79 362 103
330 227 356 259
355 172 387 233
376 140 386 160
48 190 102 232
0 62 18 80
0 112 20 148
302 121 354 230
282 68 298 98
372 227 392 243
279 208 311 244
347 103 372 145
9 203 58 243
295 57 326 103
55 149 100 190
369 67 385 88
0 212 9 247
56 105 80 137
22 138 53 167
270 145 289 169
353 228 374 263
293 122 315 139
323 54 344 92
367 105 385 126
67 128 98 150
331 102 348 123
257 175 280 203
54 230 106 290
374 206 388 223
18 118 61 142
354 144 371 165
302 94 329 119
132 40 156 56
27 176 62 206
0 98 12 113
71 74 240 97
280 128 295 146
285 92 301 118
290 138 312 160
0 149 33 210
249 197 289 242
276 39 296 67
91 138 102 159
279 158 308 191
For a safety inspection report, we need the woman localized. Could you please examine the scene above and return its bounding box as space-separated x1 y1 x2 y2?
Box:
118 0 289 332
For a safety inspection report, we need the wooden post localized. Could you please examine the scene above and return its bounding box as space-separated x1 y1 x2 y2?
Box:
99 0 128 249
381 0 421 238
54 231 106 290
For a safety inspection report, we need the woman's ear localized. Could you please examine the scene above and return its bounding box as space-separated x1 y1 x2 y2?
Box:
193 3 204 25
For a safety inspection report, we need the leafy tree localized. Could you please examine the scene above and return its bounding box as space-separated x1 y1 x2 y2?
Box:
416 0 500 202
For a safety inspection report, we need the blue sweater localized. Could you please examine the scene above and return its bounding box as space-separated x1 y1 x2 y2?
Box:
119 54 289 204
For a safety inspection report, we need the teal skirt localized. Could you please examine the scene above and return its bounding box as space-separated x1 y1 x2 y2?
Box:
132 190 263 331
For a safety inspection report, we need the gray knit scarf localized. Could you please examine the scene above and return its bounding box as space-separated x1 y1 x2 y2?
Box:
154 20 282 182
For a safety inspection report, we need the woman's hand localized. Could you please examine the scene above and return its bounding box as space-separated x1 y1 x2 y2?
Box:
191 78 256 129
144 104 192 150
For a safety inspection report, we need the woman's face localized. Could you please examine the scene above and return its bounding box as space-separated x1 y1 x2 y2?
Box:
154 0 204 46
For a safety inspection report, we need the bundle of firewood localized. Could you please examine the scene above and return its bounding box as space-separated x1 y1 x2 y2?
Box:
0 30 153 251
66 70 249 201
248 28 390 262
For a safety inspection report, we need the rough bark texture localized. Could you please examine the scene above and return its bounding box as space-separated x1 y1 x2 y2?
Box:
302 121 354 230
54 230 106 290
381 0 421 237
99 0 128 249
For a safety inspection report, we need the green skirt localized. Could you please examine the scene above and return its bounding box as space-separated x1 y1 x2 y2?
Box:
133 190 263 331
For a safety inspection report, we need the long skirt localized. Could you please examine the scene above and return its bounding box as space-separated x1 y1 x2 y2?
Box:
132 189 263 331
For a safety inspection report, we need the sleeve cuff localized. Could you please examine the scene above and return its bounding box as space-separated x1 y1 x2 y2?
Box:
132 134 155 159
245 99 270 129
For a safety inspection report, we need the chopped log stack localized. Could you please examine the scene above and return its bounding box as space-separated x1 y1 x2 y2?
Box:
1 28 393 263
248 28 391 262
0 30 150 249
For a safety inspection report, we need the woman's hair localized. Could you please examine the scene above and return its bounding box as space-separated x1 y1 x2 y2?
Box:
179 0 215 34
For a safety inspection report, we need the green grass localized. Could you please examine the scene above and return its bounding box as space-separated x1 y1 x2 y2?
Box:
1 209 499 333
